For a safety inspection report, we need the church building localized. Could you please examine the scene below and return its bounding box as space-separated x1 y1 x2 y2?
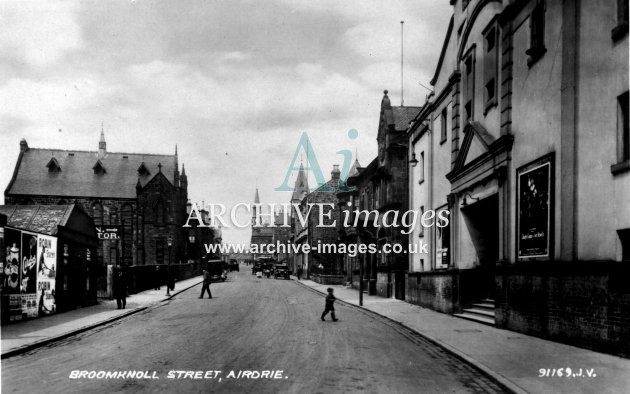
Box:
4 130 189 297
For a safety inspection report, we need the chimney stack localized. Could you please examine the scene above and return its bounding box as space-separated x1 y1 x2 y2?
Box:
20 138 28 152
331 164 340 180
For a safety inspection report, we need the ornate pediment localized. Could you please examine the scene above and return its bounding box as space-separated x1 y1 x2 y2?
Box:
453 121 495 172
447 121 513 185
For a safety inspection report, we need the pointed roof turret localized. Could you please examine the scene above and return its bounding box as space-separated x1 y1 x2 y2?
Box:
347 158 361 178
291 163 310 202
254 187 260 204
98 125 107 159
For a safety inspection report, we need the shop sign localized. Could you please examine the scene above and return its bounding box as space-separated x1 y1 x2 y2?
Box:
96 226 120 240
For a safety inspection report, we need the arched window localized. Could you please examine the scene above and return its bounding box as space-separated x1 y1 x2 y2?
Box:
121 204 133 265
155 201 165 224
109 206 118 226
92 202 103 226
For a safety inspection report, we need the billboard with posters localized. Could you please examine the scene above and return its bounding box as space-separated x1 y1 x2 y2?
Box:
36 234 57 315
3 228 21 294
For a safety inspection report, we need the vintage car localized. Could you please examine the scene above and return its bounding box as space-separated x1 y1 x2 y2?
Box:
206 259 227 281
229 259 239 272
252 262 263 275
274 264 290 279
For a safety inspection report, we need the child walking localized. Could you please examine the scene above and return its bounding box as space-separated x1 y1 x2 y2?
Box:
321 287 338 321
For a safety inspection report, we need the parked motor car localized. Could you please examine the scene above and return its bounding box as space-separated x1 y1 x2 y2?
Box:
274 264 290 279
252 263 263 275
229 259 239 272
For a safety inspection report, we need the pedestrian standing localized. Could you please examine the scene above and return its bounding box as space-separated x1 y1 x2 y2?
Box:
199 269 212 299
165 267 174 296
154 266 161 290
321 287 338 321
296 267 302 281
113 266 126 310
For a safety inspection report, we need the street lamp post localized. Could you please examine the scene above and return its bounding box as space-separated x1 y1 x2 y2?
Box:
166 236 173 296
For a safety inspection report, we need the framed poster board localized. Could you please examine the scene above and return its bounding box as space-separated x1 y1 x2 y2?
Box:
517 153 554 260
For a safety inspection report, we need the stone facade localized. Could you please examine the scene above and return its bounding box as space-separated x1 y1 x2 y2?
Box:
4 133 189 297
406 0 630 356
343 91 420 298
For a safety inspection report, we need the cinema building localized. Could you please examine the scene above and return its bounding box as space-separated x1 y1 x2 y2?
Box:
407 0 629 355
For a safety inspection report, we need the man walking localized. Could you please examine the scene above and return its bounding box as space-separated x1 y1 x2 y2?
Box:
321 287 338 321
296 266 302 281
199 269 212 299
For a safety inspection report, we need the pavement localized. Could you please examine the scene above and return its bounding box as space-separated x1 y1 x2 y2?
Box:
293 276 630 394
1 275 203 358
2 269 629 393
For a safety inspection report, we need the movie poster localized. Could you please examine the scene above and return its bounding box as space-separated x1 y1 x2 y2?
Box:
517 156 553 259
3 228 21 294
21 232 38 293
36 234 57 315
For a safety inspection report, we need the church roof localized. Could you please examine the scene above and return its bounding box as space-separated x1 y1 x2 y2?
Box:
5 145 177 199
380 90 422 131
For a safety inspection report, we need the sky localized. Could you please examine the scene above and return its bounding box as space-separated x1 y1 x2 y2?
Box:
0 0 452 246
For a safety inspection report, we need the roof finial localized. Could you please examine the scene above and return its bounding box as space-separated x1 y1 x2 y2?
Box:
158 162 162 172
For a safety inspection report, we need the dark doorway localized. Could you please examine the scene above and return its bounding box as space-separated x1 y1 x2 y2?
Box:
462 194 499 300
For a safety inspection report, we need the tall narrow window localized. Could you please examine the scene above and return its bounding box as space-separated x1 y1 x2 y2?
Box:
156 239 165 265
155 201 165 224
613 91 630 175
621 92 630 162
613 0 629 41
418 206 425 237
526 0 546 66
418 151 425 184
483 24 498 112
463 50 475 122
92 202 103 226
440 107 448 143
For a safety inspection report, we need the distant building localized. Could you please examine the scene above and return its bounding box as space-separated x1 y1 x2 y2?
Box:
4 131 189 297
292 165 345 283
250 188 274 258
344 90 421 296
288 164 310 274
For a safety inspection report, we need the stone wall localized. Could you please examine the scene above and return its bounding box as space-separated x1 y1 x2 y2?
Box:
495 261 630 357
